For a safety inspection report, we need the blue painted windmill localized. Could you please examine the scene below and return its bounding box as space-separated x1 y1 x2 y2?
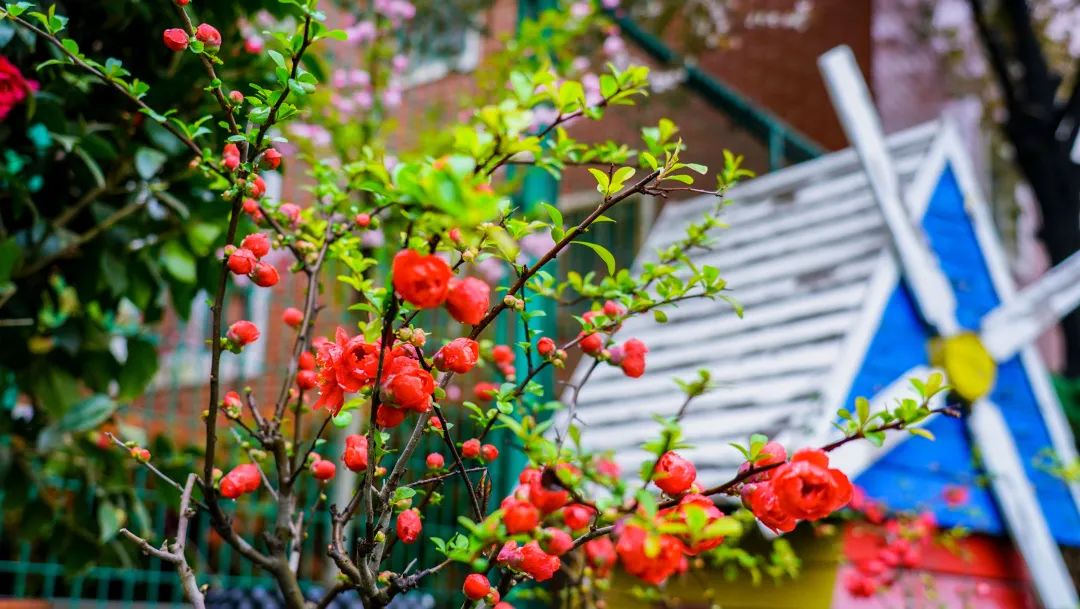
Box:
569 46 1080 609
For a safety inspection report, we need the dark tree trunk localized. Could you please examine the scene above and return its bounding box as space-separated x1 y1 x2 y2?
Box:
970 0 1080 376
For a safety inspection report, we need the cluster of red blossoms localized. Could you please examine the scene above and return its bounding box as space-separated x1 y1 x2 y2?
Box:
740 444 853 534
578 301 648 378
614 493 728 585
842 488 951 598
312 327 434 428
162 23 221 53
392 250 491 325
226 232 279 287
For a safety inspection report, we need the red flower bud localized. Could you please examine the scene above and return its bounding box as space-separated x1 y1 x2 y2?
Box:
537 337 556 356
261 148 282 170
448 227 463 243
492 344 514 365
355 213 371 228
229 90 244 103
474 382 498 401
343 434 370 472
311 458 336 481
426 452 445 469
654 451 695 495
227 320 260 346
462 574 490 600
391 250 451 308
543 528 574 556
445 277 490 325
619 338 648 378
603 299 626 318
461 438 480 459
163 28 189 52
279 203 301 226
130 447 151 462
433 337 480 374
249 175 266 198
396 508 422 544
251 261 279 287
375 404 407 428
220 463 260 499
227 248 257 275
578 332 603 355
223 391 243 410
194 23 221 50
562 503 594 531
519 541 561 582
502 497 539 534
282 307 304 328
481 443 499 462
298 350 315 370
242 198 260 216
296 370 317 390
241 233 270 258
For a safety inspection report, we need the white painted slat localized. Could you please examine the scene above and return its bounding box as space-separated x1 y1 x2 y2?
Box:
820 46 959 336
969 399 1080 609
981 248 1080 360
582 401 810 451
575 372 822 427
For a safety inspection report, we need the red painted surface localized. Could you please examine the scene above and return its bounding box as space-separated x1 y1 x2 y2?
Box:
832 525 1038 609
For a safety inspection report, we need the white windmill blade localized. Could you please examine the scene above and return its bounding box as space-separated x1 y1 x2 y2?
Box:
968 398 1079 609
818 46 960 336
980 248 1080 361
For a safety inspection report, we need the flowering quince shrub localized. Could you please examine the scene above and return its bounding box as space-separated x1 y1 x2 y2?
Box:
1 1 962 607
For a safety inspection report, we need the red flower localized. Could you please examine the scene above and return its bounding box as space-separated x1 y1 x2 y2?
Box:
474 382 498 401
461 438 480 459
615 523 685 585
462 574 490 600
249 175 266 198
584 537 616 577
426 452 445 469
596 458 620 479
502 497 540 534
737 440 788 482
0 56 36 122
251 261 279 287
241 233 270 258
843 571 878 598
227 248 256 275
543 528 574 556
376 404 407 428
492 344 514 365
497 540 524 568
578 332 603 355
282 307 304 328
220 464 260 499
771 449 852 521
619 338 648 378
745 483 798 533
519 541 561 582
433 337 479 373
396 508 422 544
311 458 336 481
537 337 556 356
562 504 594 531
526 468 569 514
343 434 369 472
296 370 317 390
943 484 970 508
261 148 283 170
195 23 222 50
380 355 435 412
162 28 189 52
227 320 260 346
445 277 490 325
481 443 499 462
654 451 695 495
391 250 451 308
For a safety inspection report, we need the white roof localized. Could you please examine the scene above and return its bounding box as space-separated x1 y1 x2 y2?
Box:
567 121 941 483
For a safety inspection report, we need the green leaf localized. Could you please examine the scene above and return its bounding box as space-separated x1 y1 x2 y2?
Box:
117 338 158 401
855 396 870 425
134 147 167 180
97 501 125 542
587 168 610 195
160 242 196 284
332 411 353 428
571 241 616 275
908 428 935 441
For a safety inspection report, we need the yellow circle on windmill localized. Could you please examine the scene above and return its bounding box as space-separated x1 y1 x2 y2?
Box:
929 332 997 402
